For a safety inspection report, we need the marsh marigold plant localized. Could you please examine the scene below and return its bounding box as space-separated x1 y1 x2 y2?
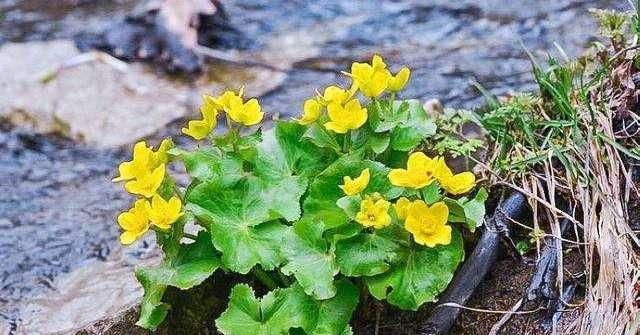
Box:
113 55 487 333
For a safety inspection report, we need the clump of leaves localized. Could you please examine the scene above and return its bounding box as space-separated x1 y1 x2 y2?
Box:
113 55 486 333
424 107 484 158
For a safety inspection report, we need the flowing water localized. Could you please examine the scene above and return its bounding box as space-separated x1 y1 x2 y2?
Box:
0 0 622 333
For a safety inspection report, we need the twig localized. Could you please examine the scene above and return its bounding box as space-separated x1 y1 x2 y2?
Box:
488 298 523 335
433 302 544 315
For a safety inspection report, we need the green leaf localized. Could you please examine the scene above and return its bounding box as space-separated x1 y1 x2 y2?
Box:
336 195 361 219
443 187 488 232
135 273 169 331
335 232 400 277
187 175 306 273
237 128 263 161
303 123 341 153
420 182 442 205
366 227 465 310
461 187 488 232
175 147 243 186
306 279 359 335
216 284 316 335
135 232 220 330
351 126 390 154
255 121 337 180
390 99 436 151
303 154 402 229
372 100 410 133
136 232 221 290
281 219 339 299
216 280 358 335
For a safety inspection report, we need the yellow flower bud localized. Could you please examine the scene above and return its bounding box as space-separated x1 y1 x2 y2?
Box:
324 99 368 134
355 194 392 229
150 138 174 167
339 168 370 195
394 197 411 220
182 95 219 140
404 200 451 247
388 67 410 92
439 172 476 195
297 98 322 125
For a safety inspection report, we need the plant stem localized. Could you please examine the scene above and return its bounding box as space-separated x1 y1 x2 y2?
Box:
251 267 279 290
342 133 351 153
226 115 239 152
173 184 185 201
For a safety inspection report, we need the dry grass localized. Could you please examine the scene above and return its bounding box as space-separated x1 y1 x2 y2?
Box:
473 8 640 333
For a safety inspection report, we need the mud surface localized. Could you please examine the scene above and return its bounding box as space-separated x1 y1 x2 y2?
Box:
0 0 625 333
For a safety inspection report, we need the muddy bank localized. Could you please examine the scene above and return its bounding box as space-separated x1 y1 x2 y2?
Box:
0 0 625 333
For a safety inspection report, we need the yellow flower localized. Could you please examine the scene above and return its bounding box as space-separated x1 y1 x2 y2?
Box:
339 168 370 195
404 200 451 247
317 84 357 106
149 194 182 230
297 98 322 125
388 153 450 189
124 164 166 198
114 140 173 182
118 198 151 245
388 67 410 92
439 171 476 195
394 197 411 220
346 55 390 98
324 99 368 134
355 194 392 229
150 138 174 167
112 141 154 182
215 89 264 126
182 95 219 140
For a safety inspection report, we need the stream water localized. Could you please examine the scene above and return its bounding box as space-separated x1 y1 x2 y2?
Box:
0 0 622 333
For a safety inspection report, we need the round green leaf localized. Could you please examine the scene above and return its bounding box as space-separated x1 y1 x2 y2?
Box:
187 175 306 273
390 99 436 151
365 227 465 310
281 219 338 299
335 232 400 277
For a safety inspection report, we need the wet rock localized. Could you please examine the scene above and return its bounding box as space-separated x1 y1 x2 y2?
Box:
0 40 188 147
0 40 284 148
16 257 148 335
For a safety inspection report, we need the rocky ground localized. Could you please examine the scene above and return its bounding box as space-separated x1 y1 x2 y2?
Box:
0 0 625 334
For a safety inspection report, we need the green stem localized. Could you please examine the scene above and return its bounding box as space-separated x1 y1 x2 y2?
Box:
389 92 396 104
342 133 351 154
226 115 239 152
251 267 279 290
173 184 185 201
